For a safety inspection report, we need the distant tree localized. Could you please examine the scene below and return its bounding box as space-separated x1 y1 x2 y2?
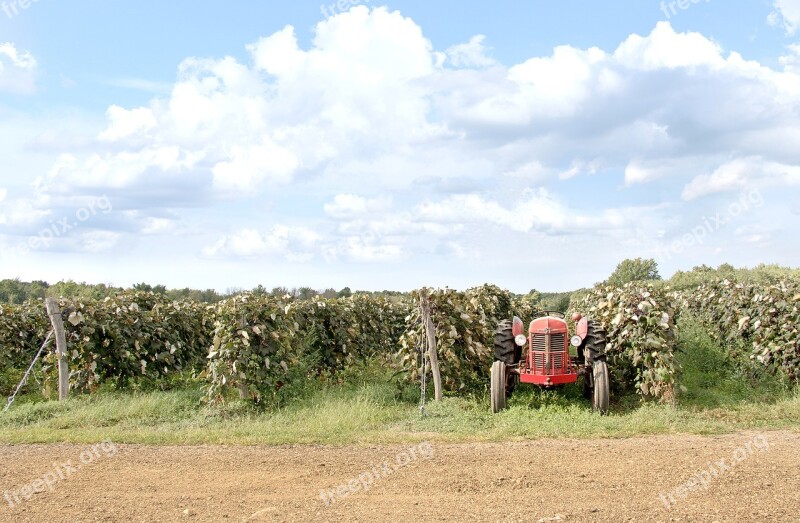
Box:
26 281 49 300
607 258 661 287
538 292 570 313
0 278 29 304
321 288 338 299
47 280 116 300
295 287 318 300
166 287 219 302
271 286 289 298
338 287 352 298
166 288 191 301
738 264 800 285
717 263 736 277
0 279 120 301
183 288 223 303
132 282 167 295
203 289 224 302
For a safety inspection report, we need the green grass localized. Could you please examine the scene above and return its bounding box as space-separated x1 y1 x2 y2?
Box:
1 382 797 445
674 316 792 408
1 318 798 445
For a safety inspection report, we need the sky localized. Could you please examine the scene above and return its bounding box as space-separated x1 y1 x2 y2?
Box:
0 0 799 293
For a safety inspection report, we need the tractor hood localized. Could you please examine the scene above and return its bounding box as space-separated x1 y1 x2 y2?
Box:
529 316 568 334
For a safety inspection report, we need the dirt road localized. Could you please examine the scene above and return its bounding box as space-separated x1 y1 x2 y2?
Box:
1 431 798 522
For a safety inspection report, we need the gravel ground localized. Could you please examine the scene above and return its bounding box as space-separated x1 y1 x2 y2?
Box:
0 431 798 522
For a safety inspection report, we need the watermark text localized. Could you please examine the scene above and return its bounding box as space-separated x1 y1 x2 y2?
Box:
659 433 769 510
4 440 118 509
319 442 433 507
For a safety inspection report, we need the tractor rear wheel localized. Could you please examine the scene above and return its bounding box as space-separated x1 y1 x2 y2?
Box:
583 320 607 364
592 360 610 414
490 360 508 413
493 320 517 364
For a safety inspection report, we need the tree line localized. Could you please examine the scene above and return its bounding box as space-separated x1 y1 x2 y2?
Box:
0 279 393 305
2 259 797 306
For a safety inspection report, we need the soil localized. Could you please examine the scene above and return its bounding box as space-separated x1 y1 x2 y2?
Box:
1 431 798 522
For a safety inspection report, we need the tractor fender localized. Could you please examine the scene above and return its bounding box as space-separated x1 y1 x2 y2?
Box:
576 317 588 340
512 316 525 337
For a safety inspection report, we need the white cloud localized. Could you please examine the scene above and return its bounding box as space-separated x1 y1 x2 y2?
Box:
682 160 750 200
769 0 800 35
446 35 496 68
204 225 321 261
323 194 391 218
247 26 306 77
625 161 659 186
35 15 800 206
336 214 458 239
211 138 299 192
81 231 120 253
0 187 6 225
624 157 703 186
414 189 641 234
0 197 50 226
0 43 37 94
99 106 158 141
614 22 724 70
682 157 800 200
326 236 403 263
9 11 800 286
39 7 442 201
780 44 800 73
0 43 36 69
141 218 173 235
434 18 800 197
104 77 172 94
204 222 405 264
473 44 608 121
559 160 602 180
44 148 205 191
502 161 553 181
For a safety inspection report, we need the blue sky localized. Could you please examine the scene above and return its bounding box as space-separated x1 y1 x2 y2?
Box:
0 1 799 292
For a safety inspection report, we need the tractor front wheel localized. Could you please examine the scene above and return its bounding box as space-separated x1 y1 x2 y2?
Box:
592 360 610 414
490 360 508 413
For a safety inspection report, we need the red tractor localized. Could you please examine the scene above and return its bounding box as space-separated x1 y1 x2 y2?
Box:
490 311 610 414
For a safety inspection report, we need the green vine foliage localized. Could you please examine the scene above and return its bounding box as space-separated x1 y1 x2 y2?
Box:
292 294 408 370
397 285 541 393
1 292 211 394
679 279 800 381
57 292 211 391
204 294 409 403
570 283 679 402
205 294 299 403
0 302 50 395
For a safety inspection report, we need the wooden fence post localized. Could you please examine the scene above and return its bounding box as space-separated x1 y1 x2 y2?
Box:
45 298 70 401
420 289 442 401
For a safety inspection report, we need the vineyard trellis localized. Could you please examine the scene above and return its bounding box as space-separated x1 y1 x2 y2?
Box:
569 283 679 402
1 279 798 409
678 278 800 380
